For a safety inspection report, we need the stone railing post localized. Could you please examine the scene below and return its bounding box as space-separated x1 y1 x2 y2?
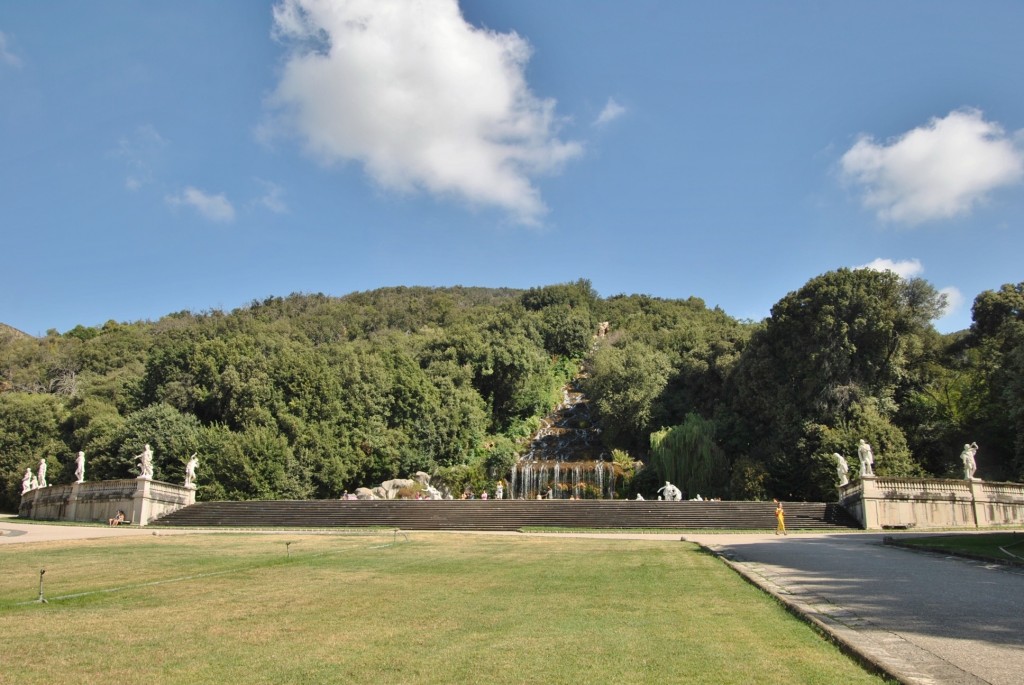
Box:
66 481 81 521
968 478 983 528
132 478 151 526
859 476 880 529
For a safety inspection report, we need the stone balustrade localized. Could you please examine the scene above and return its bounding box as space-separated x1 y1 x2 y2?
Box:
840 476 1024 529
19 478 195 526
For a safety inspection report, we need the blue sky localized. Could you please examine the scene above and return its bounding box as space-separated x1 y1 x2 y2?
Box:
2 1 1022 336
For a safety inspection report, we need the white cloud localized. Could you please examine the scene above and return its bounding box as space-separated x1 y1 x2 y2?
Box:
937 286 965 320
266 0 582 225
256 179 288 213
167 187 236 223
113 125 167 191
856 257 923 279
840 108 1024 224
0 31 23 68
594 97 626 126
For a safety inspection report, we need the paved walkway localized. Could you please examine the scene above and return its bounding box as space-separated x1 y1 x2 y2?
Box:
4 517 1021 684
684 531 1024 685
0 515 190 544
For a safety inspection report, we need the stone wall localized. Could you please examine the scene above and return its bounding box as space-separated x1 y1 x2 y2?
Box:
19 478 196 526
840 477 1024 530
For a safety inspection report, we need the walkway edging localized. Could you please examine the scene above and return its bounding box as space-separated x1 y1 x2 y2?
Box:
696 541 987 685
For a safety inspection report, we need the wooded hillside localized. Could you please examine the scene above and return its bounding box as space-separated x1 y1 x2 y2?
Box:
3 275 1022 510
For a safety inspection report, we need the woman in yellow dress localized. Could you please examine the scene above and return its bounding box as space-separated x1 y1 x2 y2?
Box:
774 499 787 535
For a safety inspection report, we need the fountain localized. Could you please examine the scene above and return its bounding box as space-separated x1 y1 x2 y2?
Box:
507 376 623 499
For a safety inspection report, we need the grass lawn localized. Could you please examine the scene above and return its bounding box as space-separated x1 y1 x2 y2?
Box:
1 532 885 684
894 532 1024 563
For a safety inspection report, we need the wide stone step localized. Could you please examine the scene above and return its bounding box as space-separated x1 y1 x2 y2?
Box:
154 500 860 531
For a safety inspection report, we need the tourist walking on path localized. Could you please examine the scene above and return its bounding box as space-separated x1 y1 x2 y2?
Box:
774 499 787 535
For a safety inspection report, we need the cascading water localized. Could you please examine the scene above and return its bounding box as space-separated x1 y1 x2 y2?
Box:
506 375 622 499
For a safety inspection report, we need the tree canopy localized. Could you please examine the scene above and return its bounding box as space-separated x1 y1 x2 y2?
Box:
3 274 1022 510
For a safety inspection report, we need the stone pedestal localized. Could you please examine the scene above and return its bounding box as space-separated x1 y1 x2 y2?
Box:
66 481 82 521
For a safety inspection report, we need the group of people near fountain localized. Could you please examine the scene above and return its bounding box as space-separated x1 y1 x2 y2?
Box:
459 485 590 500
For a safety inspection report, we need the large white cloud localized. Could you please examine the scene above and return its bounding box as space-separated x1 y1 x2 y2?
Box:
266 0 582 224
840 109 1023 224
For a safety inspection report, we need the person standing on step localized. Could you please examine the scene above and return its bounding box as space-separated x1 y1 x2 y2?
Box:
774 499 787 535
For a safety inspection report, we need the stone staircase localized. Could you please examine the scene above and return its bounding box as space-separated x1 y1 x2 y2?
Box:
153 499 860 531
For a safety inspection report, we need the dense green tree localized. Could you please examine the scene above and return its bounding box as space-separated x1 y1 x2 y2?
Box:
541 304 595 358
87 403 202 483
959 282 1024 479
585 293 750 450
724 269 943 498
897 342 989 477
63 397 126 471
0 393 68 510
649 413 729 498
4 279 1024 511
584 342 673 451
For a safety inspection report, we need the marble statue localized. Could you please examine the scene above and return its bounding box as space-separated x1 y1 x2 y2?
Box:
495 482 504 500
857 440 874 477
30 474 39 490
960 442 979 480
657 481 682 501
136 444 154 480
380 478 415 500
22 468 33 494
834 453 849 486
354 487 378 500
635 493 644 500
184 453 199 488
37 458 48 488
75 451 86 483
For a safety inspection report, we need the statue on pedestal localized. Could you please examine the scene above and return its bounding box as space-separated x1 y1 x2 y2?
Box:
834 453 849 486
75 451 86 483
22 468 33 494
857 440 874 477
37 458 48 488
960 442 979 480
135 444 154 480
184 453 199 488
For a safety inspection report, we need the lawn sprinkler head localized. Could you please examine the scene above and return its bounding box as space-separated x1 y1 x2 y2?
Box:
36 568 47 604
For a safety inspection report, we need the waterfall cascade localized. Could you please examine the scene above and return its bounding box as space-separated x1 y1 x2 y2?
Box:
507 377 622 499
